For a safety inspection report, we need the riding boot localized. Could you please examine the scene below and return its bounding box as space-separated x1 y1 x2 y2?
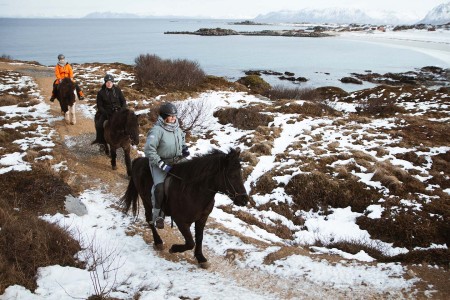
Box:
76 84 85 100
151 183 165 229
151 208 164 229
91 113 106 145
50 80 58 102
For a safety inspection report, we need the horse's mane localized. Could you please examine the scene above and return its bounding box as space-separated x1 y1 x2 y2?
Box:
172 148 236 186
109 109 131 130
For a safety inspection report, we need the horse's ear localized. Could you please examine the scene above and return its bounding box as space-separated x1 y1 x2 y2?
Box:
235 147 241 156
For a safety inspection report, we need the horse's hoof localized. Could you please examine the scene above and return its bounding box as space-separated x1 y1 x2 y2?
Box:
112 166 117 170
169 248 174 254
154 243 164 251
70 122 75 125
199 262 210 269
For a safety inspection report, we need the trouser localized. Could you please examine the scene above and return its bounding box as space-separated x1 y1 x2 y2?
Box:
150 164 168 222
52 79 83 98
94 112 108 144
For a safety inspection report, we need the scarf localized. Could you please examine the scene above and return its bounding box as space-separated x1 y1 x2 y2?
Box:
156 116 179 132
58 60 66 67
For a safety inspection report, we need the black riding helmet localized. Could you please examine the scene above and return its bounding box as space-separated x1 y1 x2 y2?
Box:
104 74 114 83
57 54 65 60
159 102 177 119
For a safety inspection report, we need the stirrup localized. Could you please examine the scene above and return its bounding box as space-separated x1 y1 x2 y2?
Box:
155 217 164 229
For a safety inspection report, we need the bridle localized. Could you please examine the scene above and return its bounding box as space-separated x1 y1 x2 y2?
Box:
167 163 247 201
220 167 248 200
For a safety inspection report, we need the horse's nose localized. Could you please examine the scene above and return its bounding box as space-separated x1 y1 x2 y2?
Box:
235 194 249 207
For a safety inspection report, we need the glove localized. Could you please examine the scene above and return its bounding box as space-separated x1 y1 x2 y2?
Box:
158 160 172 172
182 146 190 157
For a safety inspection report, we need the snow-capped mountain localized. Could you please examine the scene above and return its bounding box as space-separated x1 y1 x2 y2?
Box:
84 11 141 18
254 8 419 25
419 1 450 25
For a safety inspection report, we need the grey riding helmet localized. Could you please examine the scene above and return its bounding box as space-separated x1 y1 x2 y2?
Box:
159 102 177 119
104 74 114 83
57 54 65 60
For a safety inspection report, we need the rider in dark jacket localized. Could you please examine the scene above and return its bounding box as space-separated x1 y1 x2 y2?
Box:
92 74 127 145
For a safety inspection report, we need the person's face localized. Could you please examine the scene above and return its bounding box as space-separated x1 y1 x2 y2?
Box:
105 81 114 88
165 115 177 123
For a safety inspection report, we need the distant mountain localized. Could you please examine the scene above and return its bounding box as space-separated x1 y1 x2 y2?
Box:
254 8 419 25
83 12 142 18
419 2 450 25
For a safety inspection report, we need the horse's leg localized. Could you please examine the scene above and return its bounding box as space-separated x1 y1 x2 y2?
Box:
148 223 163 250
169 222 195 254
110 147 117 170
70 103 76 125
194 216 209 267
123 145 132 176
64 111 70 125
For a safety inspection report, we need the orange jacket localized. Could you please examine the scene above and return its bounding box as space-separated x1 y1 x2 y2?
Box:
54 63 74 81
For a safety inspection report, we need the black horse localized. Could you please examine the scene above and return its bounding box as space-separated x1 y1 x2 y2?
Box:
103 109 140 176
57 78 77 124
120 148 249 267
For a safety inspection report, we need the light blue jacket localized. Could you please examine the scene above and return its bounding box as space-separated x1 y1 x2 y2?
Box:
144 119 186 167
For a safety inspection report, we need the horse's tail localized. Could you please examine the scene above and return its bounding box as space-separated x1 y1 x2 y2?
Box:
120 174 139 216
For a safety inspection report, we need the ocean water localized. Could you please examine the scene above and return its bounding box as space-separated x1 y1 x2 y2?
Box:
0 18 448 91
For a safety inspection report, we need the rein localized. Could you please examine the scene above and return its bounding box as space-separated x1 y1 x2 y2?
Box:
167 165 246 200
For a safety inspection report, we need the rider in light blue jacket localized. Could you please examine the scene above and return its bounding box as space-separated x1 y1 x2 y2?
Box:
144 102 190 229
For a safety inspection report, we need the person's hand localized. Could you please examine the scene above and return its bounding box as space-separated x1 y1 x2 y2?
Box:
158 161 172 172
182 146 190 157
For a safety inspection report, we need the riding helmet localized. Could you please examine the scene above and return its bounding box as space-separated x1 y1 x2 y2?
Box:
57 54 65 60
159 102 177 119
104 74 114 83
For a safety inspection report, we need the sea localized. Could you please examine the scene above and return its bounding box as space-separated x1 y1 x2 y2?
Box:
0 18 449 91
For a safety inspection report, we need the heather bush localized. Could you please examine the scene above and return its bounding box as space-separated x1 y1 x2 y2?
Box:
134 54 206 90
213 106 274 130
237 75 271 94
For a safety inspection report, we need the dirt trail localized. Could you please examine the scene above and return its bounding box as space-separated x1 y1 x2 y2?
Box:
1 62 417 299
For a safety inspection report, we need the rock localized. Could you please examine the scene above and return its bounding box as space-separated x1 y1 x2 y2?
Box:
296 77 308 82
340 77 363 84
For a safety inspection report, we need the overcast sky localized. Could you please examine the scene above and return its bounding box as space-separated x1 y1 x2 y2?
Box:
0 0 446 19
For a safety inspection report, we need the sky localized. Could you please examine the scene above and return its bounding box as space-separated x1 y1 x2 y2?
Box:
1 55 448 298
0 0 447 19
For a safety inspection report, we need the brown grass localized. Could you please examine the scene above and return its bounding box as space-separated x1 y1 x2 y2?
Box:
0 164 81 293
285 171 380 214
213 106 274 130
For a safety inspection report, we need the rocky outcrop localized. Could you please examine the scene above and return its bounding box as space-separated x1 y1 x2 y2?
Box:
165 28 332 37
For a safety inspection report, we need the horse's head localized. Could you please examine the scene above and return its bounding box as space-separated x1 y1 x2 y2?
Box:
125 110 140 146
222 148 249 207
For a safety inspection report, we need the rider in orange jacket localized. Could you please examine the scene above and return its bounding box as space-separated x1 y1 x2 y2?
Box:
50 54 85 102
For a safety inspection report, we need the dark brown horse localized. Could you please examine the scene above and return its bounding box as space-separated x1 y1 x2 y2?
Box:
102 109 140 176
120 148 249 268
57 78 76 124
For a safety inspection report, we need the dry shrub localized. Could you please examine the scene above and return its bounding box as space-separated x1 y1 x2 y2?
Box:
357 97 405 117
0 165 72 215
390 119 450 147
252 171 278 195
219 206 292 240
134 54 206 91
0 158 81 294
326 240 385 261
372 161 427 196
17 99 41 107
213 106 274 130
285 171 379 214
0 95 22 106
384 249 449 266
313 86 349 100
240 150 259 166
263 85 319 101
356 209 448 249
249 142 272 155
236 75 271 94
0 207 81 293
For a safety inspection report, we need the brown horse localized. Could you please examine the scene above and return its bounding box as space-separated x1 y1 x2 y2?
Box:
120 148 249 268
57 78 76 124
103 109 140 176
